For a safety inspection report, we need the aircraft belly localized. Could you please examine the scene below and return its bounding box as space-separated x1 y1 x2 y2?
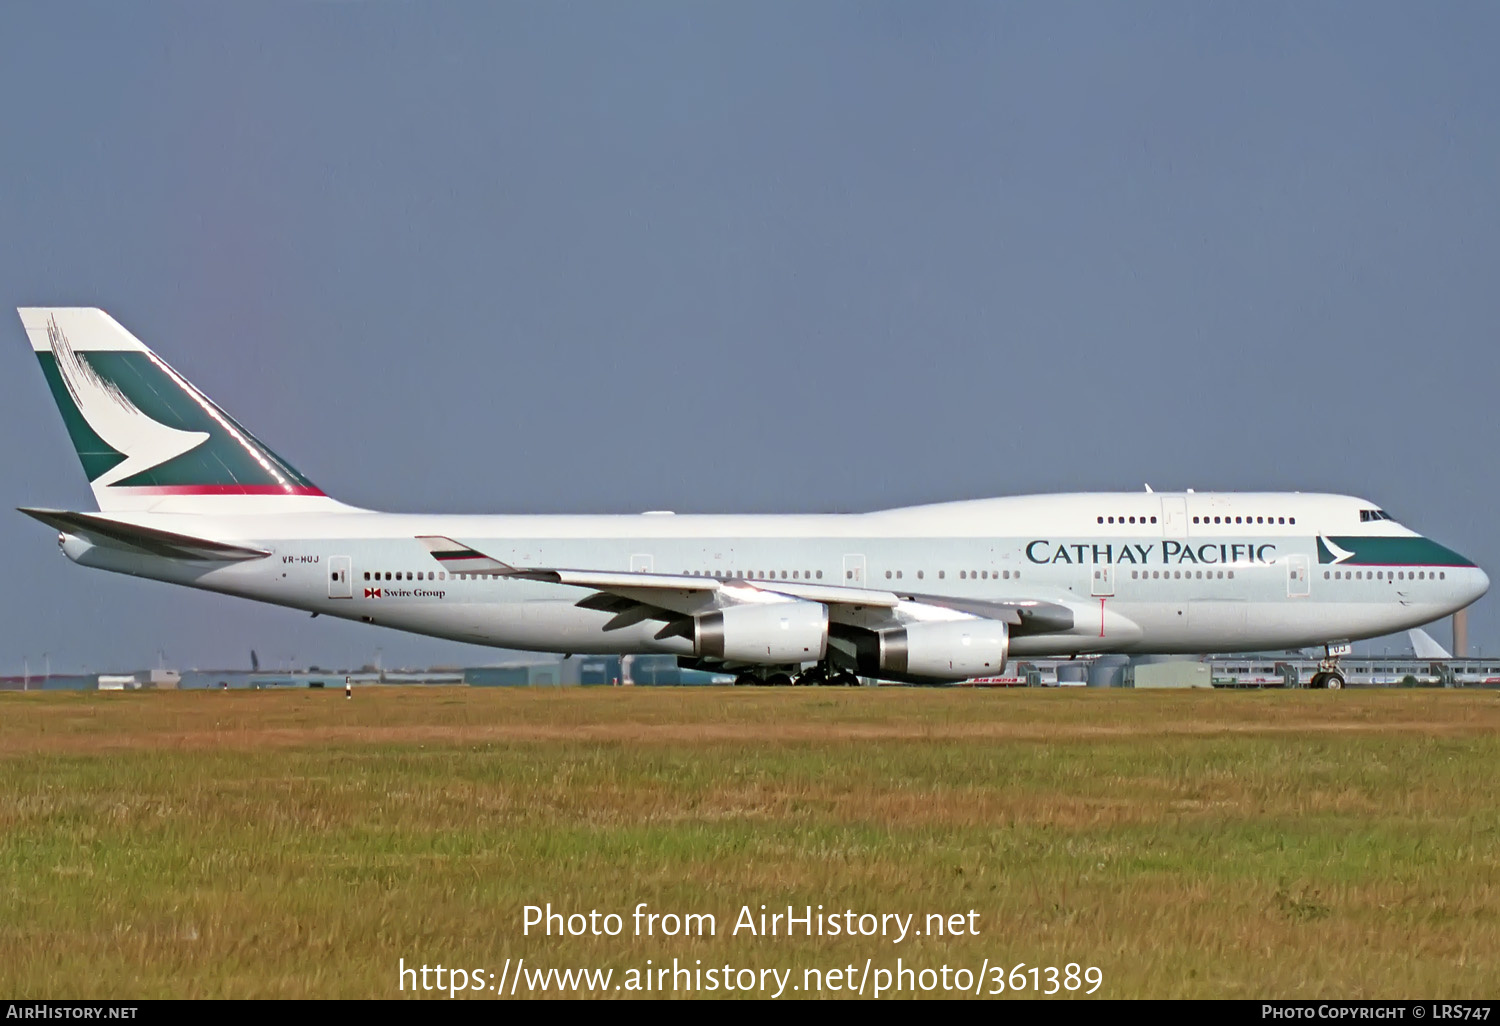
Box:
1250 601 1454 648
1011 597 1456 657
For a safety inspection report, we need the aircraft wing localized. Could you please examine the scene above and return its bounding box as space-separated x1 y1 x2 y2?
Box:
417 536 1074 636
19 507 271 561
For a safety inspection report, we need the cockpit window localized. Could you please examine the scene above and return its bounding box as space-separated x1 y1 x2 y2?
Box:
1359 509 1394 523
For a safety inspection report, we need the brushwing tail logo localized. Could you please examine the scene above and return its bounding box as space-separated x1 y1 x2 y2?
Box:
47 316 209 487
1317 536 1355 565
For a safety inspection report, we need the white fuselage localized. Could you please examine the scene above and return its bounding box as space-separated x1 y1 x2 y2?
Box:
59 491 1488 662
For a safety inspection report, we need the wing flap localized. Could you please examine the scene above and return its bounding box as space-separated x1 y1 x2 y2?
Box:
896 594 1076 634
535 568 724 591
705 577 902 608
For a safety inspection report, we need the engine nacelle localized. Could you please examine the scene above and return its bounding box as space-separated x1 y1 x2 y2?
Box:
695 601 829 664
876 620 1009 679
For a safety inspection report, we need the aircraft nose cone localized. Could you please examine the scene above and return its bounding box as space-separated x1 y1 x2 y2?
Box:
1471 565 1491 604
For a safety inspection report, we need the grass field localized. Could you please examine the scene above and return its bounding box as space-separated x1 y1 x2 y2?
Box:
1 686 1497 999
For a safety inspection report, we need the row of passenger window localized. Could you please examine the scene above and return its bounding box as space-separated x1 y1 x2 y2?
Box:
1125 568 1448 582
364 571 497 581
878 569 1020 581
363 567 1037 585
685 568 1024 583
1193 515 1295 525
1094 514 1299 526
687 569 824 580
359 565 1444 586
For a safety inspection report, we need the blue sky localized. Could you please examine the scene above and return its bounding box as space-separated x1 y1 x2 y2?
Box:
2 2 1497 672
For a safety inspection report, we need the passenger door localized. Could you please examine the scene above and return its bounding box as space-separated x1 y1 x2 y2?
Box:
1160 496 1189 539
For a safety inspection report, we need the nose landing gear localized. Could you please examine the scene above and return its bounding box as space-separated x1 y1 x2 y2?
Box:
1308 644 1348 689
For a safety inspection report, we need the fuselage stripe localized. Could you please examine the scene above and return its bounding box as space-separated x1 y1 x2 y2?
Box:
114 484 327 496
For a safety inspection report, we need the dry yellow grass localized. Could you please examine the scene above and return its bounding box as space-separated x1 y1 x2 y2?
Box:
0 687 1496 998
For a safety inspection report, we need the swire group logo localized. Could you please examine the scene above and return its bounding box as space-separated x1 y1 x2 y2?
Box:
364 588 382 599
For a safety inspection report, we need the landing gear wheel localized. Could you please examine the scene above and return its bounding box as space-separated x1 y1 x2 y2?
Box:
832 672 862 688
796 668 826 687
763 672 795 687
734 672 762 687
1313 645 1347 691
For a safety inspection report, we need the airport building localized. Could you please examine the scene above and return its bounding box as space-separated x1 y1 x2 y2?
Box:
4 652 1500 691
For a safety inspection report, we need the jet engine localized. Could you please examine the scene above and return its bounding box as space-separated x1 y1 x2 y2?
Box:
874 620 1009 679
694 601 829 664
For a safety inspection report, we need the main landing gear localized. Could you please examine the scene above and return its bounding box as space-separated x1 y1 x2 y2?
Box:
732 664 862 687
798 666 860 687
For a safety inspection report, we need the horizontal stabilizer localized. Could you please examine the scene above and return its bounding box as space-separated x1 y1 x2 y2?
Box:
18 507 271 561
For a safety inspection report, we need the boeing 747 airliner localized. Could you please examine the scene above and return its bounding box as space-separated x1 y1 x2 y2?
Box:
16 308 1488 687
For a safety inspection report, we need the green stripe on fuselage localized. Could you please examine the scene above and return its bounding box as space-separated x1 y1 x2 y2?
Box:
1321 535 1474 567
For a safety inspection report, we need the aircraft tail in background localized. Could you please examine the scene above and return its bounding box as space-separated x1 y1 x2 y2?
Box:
1407 627 1453 660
